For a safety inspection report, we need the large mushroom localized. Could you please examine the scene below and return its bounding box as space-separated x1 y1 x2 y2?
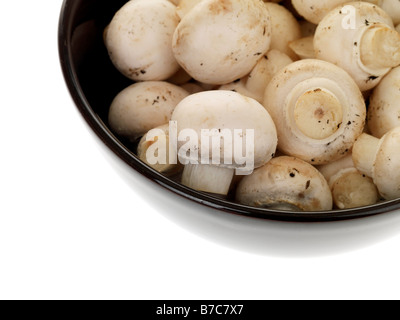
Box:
352 126 400 200
236 156 333 211
263 59 366 165
314 1 400 91
104 0 180 81
171 90 278 196
108 81 189 141
172 0 272 85
367 66 400 138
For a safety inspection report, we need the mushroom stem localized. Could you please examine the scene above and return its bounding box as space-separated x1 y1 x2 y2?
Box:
293 87 343 140
182 164 235 196
360 26 400 69
352 133 380 178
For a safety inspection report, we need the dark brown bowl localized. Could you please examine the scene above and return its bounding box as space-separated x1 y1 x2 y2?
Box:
58 0 400 222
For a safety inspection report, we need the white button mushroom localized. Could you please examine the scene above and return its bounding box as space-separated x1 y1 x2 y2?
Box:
352 126 400 200
263 59 366 165
172 0 272 85
104 0 180 81
367 66 400 138
317 154 379 209
314 1 400 91
291 0 347 24
263 2 302 60
108 81 189 141
376 0 400 25
288 36 316 60
137 124 183 176
176 0 203 19
219 50 293 103
171 91 278 195
236 156 333 211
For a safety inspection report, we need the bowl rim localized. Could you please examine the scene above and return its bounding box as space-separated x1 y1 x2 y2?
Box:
57 0 400 222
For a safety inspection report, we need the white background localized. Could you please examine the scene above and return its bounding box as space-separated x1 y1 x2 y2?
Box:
1 0 400 300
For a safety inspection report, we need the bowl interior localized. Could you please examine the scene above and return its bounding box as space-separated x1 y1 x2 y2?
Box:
58 0 400 222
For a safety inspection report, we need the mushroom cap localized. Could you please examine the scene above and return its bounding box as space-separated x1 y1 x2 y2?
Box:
172 0 272 85
330 168 379 209
236 156 333 211
317 154 379 209
263 59 366 165
108 81 189 141
373 126 400 200
104 0 180 81
219 49 293 103
291 0 350 24
368 66 400 138
137 124 183 175
176 0 202 19
263 2 302 60
171 90 278 169
380 0 400 25
314 1 395 91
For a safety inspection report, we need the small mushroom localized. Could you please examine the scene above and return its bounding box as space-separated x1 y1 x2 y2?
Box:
263 59 366 165
236 156 333 211
317 154 379 209
367 66 400 138
104 0 180 81
314 1 400 91
219 50 293 103
352 126 400 200
291 0 351 24
171 90 278 196
137 124 183 176
288 36 316 60
377 0 400 25
108 81 189 141
263 2 302 60
172 0 272 85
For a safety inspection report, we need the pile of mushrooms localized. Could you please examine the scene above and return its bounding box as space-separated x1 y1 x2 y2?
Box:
103 0 400 213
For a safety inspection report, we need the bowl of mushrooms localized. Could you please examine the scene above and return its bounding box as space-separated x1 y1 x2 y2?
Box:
59 0 400 222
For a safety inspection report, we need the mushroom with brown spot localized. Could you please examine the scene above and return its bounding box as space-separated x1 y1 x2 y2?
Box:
171 90 278 196
236 156 333 211
108 81 189 141
104 0 180 81
314 1 400 91
172 0 272 85
263 59 366 165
